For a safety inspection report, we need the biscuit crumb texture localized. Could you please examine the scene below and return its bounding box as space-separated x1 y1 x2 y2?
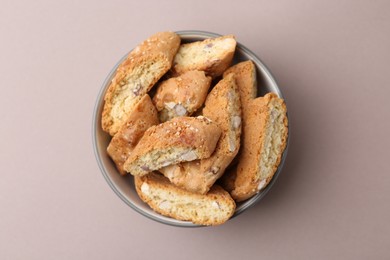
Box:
135 173 236 226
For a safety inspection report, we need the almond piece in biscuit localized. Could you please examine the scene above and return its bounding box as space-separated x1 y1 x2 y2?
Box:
107 95 159 175
135 172 236 226
230 93 288 202
153 70 212 122
160 74 241 194
123 116 221 176
102 31 180 136
172 35 236 78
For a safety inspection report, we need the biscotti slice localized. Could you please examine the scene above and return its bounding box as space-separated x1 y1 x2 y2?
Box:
159 74 241 194
230 93 288 202
123 116 221 176
107 95 159 175
135 172 236 225
223 60 257 108
118 32 181 71
172 35 236 78
219 60 257 189
102 31 180 136
153 70 212 122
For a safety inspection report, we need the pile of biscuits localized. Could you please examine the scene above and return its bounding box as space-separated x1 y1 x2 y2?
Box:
102 31 288 225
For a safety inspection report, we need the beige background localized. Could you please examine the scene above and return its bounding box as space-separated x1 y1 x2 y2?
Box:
1 0 390 259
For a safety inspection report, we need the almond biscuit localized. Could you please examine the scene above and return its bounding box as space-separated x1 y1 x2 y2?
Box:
230 93 288 201
107 95 159 175
153 70 211 122
123 116 221 176
102 31 180 136
135 172 236 225
172 35 236 78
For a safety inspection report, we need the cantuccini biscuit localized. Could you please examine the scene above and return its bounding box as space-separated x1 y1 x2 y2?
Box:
135 172 236 226
230 93 288 201
153 70 212 122
172 35 236 78
220 60 257 190
107 95 159 175
123 116 221 176
102 31 180 136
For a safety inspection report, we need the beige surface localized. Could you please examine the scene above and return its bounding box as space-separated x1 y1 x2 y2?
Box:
1 0 389 259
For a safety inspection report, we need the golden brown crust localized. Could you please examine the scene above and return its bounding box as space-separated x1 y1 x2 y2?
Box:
134 172 236 225
172 35 236 78
119 32 182 71
223 60 257 108
102 32 180 136
107 95 159 175
230 93 288 201
219 60 257 192
123 116 221 176
159 74 242 194
152 70 212 122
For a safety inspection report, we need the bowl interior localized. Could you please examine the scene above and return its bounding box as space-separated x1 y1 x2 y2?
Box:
93 31 289 227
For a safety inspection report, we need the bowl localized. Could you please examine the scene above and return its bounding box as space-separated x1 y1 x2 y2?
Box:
92 30 289 227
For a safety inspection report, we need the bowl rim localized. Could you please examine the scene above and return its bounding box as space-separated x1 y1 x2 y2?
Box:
92 30 290 227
